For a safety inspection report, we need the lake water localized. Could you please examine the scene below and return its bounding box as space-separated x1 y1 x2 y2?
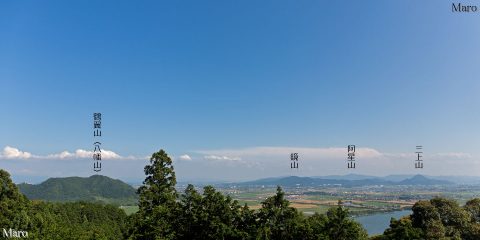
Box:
355 210 412 236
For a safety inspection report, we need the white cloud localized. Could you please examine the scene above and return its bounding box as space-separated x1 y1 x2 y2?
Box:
46 149 122 159
0 146 139 161
204 155 242 161
201 154 260 168
195 147 384 170
48 151 74 159
193 146 479 176
2 146 33 159
198 146 382 160
179 154 192 161
196 147 383 170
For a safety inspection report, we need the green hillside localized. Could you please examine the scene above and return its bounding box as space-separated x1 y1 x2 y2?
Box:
18 175 138 205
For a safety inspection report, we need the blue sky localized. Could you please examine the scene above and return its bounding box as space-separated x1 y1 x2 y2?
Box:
0 1 479 183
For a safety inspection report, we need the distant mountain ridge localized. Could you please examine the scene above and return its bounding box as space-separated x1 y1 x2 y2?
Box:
18 175 138 205
313 174 380 181
233 174 454 187
310 174 479 185
398 175 452 185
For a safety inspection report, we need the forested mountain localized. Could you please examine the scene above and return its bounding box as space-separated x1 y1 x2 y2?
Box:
18 175 138 205
0 170 128 240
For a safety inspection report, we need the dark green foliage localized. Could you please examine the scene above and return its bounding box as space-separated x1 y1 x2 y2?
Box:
411 200 441 229
1 168 128 240
27 201 128 240
463 198 480 240
463 222 480 240
18 175 138 205
237 203 259 238
324 204 369 240
0 169 32 233
379 217 423 240
137 149 177 212
175 184 204 239
305 213 329 239
465 198 480 222
382 197 475 240
128 149 178 240
256 186 306 240
175 184 248 239
429 197 469 238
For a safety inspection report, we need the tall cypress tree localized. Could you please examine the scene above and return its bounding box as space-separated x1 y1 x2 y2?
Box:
128 149 178 240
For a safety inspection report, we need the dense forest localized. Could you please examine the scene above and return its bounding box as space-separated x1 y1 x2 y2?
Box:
0 170 127 240
2 149 480 239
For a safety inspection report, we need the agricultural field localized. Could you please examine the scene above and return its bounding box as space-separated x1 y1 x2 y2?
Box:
124 184 480 217
217 185 480 216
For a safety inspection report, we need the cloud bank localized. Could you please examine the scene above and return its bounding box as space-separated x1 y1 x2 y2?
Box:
0 146 140 161
188 146 478 177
